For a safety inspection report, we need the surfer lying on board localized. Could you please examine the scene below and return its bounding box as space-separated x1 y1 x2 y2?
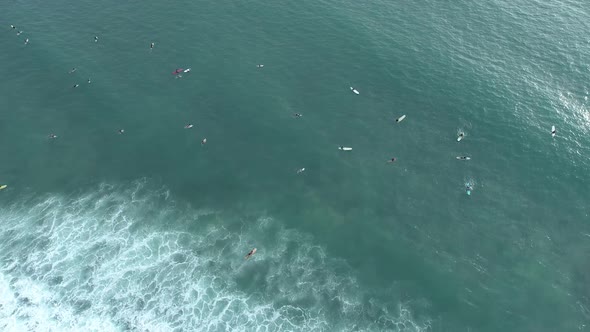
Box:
245 248 257 259
387 157 397 163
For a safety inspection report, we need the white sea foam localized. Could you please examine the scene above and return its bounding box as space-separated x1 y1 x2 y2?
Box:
0 180 429 331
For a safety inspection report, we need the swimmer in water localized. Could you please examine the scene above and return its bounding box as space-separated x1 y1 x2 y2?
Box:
184 124 193 129
387 157 397 163
69 68 77 74
201 138 207 145
244 248 257 259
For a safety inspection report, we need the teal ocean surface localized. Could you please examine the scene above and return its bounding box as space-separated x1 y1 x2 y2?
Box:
1 0 589 331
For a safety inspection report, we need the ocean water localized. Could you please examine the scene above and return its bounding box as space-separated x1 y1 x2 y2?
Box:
0 0 589 331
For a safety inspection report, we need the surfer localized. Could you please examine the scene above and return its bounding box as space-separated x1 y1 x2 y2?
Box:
256 64 264 68
73 84 79 88
94 36 98 43
457 132 464 141
457 156 470 160
466 184 473 195
150 42 155 49
387 157 397 163
10 25 16 30
183 68 191 73
87 78 91 84
293 113 302 118
551 126 556 137
118 129 125 134
69 68 77 74
245 248 257 259
297 168 305 174
48 134 57 139
184 124 193 129
24 38 29 45
201 138 207 145
16 31 23 36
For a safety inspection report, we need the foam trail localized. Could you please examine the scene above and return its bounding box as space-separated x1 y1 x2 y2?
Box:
0 181 430 331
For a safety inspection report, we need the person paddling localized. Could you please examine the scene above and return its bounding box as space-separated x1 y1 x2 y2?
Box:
245 248 257 259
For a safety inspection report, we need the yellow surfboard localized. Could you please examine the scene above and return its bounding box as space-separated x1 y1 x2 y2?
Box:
0 185 7 190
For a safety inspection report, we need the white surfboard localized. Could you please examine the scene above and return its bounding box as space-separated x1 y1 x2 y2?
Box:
338 146 352 151
457 133 464 142
396 115 406 123
551 125 556 137
350 87 359 95
183 68 191 73
456 156 471 160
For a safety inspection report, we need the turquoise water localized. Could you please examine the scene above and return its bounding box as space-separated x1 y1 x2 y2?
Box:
1 0 589 330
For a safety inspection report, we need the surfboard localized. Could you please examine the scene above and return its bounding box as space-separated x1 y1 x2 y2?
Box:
551 125 556 137
456 156 471 160
183 68 191 73
338 147 352 151
465 183 473 195
0 185 7 190
350 87 359 95
457 133 464 142
396 115 406 123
